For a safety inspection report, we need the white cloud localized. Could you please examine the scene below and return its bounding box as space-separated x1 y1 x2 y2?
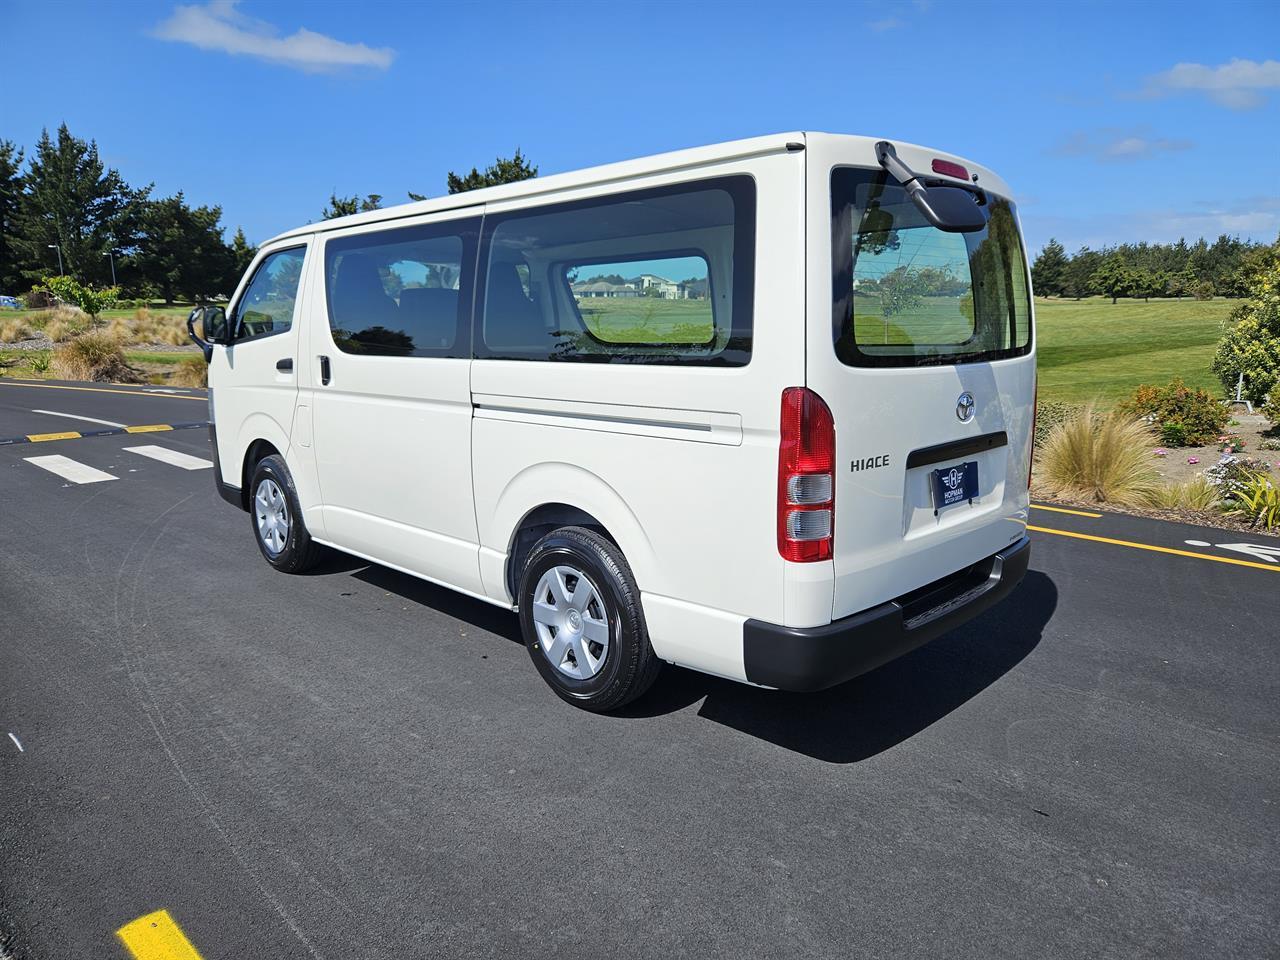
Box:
153 0 394 73
1053 128 1192 163
1142 58 1280 110
869 17 903 31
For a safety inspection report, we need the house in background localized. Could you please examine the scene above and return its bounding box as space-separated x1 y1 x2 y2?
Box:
571 280 639 298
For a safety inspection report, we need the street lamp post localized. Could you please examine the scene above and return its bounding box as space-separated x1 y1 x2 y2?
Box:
104 250 117 286
47 244 63 275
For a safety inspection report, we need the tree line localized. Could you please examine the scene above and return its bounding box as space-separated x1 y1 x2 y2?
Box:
0 124 537 304
1030 234 1278 303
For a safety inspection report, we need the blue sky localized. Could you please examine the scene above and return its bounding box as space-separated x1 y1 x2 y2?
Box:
3 0 1278 255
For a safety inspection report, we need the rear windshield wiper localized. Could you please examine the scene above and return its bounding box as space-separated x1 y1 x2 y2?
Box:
874 141 987 233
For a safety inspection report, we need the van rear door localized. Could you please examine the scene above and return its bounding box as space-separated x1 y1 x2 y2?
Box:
803 136 1035 621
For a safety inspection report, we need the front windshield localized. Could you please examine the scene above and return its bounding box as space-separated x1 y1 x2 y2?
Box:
831 167 1032 367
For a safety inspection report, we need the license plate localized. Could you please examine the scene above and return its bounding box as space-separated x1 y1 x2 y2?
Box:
931 461 979 511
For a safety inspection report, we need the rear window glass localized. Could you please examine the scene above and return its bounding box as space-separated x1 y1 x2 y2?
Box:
477 177 754 366
831 167 1031 367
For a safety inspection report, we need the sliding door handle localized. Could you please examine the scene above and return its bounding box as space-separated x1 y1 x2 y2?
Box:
276 358 293 372
319 355 331 385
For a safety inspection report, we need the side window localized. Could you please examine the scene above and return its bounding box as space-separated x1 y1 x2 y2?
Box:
477 176 755 366
324 219 479 358
235 247 306 341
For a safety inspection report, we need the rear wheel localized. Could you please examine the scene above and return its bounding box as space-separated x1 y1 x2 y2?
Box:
249 454 323 573
518 526 661 711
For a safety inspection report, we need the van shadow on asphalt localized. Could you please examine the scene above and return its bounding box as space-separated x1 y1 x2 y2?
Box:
334 556 1055 766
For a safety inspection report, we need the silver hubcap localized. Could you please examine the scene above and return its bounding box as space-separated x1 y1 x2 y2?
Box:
254 477 290 556
531 565 611 680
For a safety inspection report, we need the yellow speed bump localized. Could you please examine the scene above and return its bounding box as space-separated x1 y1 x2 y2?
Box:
125 424 174 434
26 431 81 442
117 909 204 960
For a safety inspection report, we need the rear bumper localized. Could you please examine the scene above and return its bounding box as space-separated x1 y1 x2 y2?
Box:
743 535 1031 692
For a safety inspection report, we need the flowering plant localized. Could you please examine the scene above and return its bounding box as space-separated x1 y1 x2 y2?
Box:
1219 434 1246 454
1154 448 1168 457
1205 454 1273 493
1187 456 1200 464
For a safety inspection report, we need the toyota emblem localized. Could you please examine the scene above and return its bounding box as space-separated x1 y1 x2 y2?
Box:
956 392 976 423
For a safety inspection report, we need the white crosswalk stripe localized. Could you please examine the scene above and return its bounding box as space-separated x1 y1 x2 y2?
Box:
24 454 118 484
123 445 213 471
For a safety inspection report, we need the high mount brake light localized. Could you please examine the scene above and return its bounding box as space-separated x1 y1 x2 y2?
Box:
931 158 970 180
778 387 835 563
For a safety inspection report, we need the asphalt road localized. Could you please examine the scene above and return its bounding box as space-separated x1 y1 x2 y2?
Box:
1 379 1276 960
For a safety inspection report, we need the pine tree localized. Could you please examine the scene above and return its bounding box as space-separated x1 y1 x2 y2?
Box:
322 193 382 219
1030 238 1068 297
0 140 24 293
134 193 233 303
1089 255 1136 304
446 149 537 194
226 226 257 293
10 124 149 286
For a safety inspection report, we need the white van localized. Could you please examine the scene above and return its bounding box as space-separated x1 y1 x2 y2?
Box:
190 132 1035 711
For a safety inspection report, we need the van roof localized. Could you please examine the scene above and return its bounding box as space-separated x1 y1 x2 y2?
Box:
265 132 1012 245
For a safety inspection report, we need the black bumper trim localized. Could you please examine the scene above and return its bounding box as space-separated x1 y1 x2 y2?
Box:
209 423 244 510
743 535 1031 692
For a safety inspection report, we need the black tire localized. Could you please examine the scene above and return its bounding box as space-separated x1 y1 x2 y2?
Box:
518 526 661 711
248 454 324 573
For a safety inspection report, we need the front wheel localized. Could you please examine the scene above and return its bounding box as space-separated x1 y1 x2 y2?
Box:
248 454 323 573
518 526 661 711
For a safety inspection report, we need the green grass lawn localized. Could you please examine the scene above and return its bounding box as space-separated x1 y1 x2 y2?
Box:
1034 297 1233 404
576 297 714 344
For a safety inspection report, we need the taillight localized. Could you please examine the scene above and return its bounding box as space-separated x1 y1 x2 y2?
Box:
778 387 835 562
1028 377 1037 487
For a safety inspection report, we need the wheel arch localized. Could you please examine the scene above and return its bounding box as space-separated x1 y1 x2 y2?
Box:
488 463 657 603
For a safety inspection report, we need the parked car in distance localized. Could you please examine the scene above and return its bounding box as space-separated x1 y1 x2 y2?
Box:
191 132 1036 711
0 295 22 309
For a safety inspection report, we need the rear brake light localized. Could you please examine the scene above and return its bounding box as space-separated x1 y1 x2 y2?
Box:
931 158 969 180
778 387 835 562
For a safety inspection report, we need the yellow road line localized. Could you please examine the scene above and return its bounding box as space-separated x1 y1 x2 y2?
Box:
0 381 204 401
117 909 204 960
1028 524 1279 573
26 431 82 442
125 424 173 433
1031 504 1102 518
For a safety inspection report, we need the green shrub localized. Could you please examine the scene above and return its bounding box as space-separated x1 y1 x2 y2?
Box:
1034 399 1083 447
27 352 51 375
1159 420 1190 447
1262 383 1280 426
1119 378 1229 446
1212 261 1280 405
1035 406 1160 506
1226 473 1280 530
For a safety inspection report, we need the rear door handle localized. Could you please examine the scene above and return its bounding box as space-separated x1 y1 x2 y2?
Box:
276 358 293 372
319 355 331 385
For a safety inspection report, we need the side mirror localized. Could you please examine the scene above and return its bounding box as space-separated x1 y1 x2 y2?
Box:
188 305 229 363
